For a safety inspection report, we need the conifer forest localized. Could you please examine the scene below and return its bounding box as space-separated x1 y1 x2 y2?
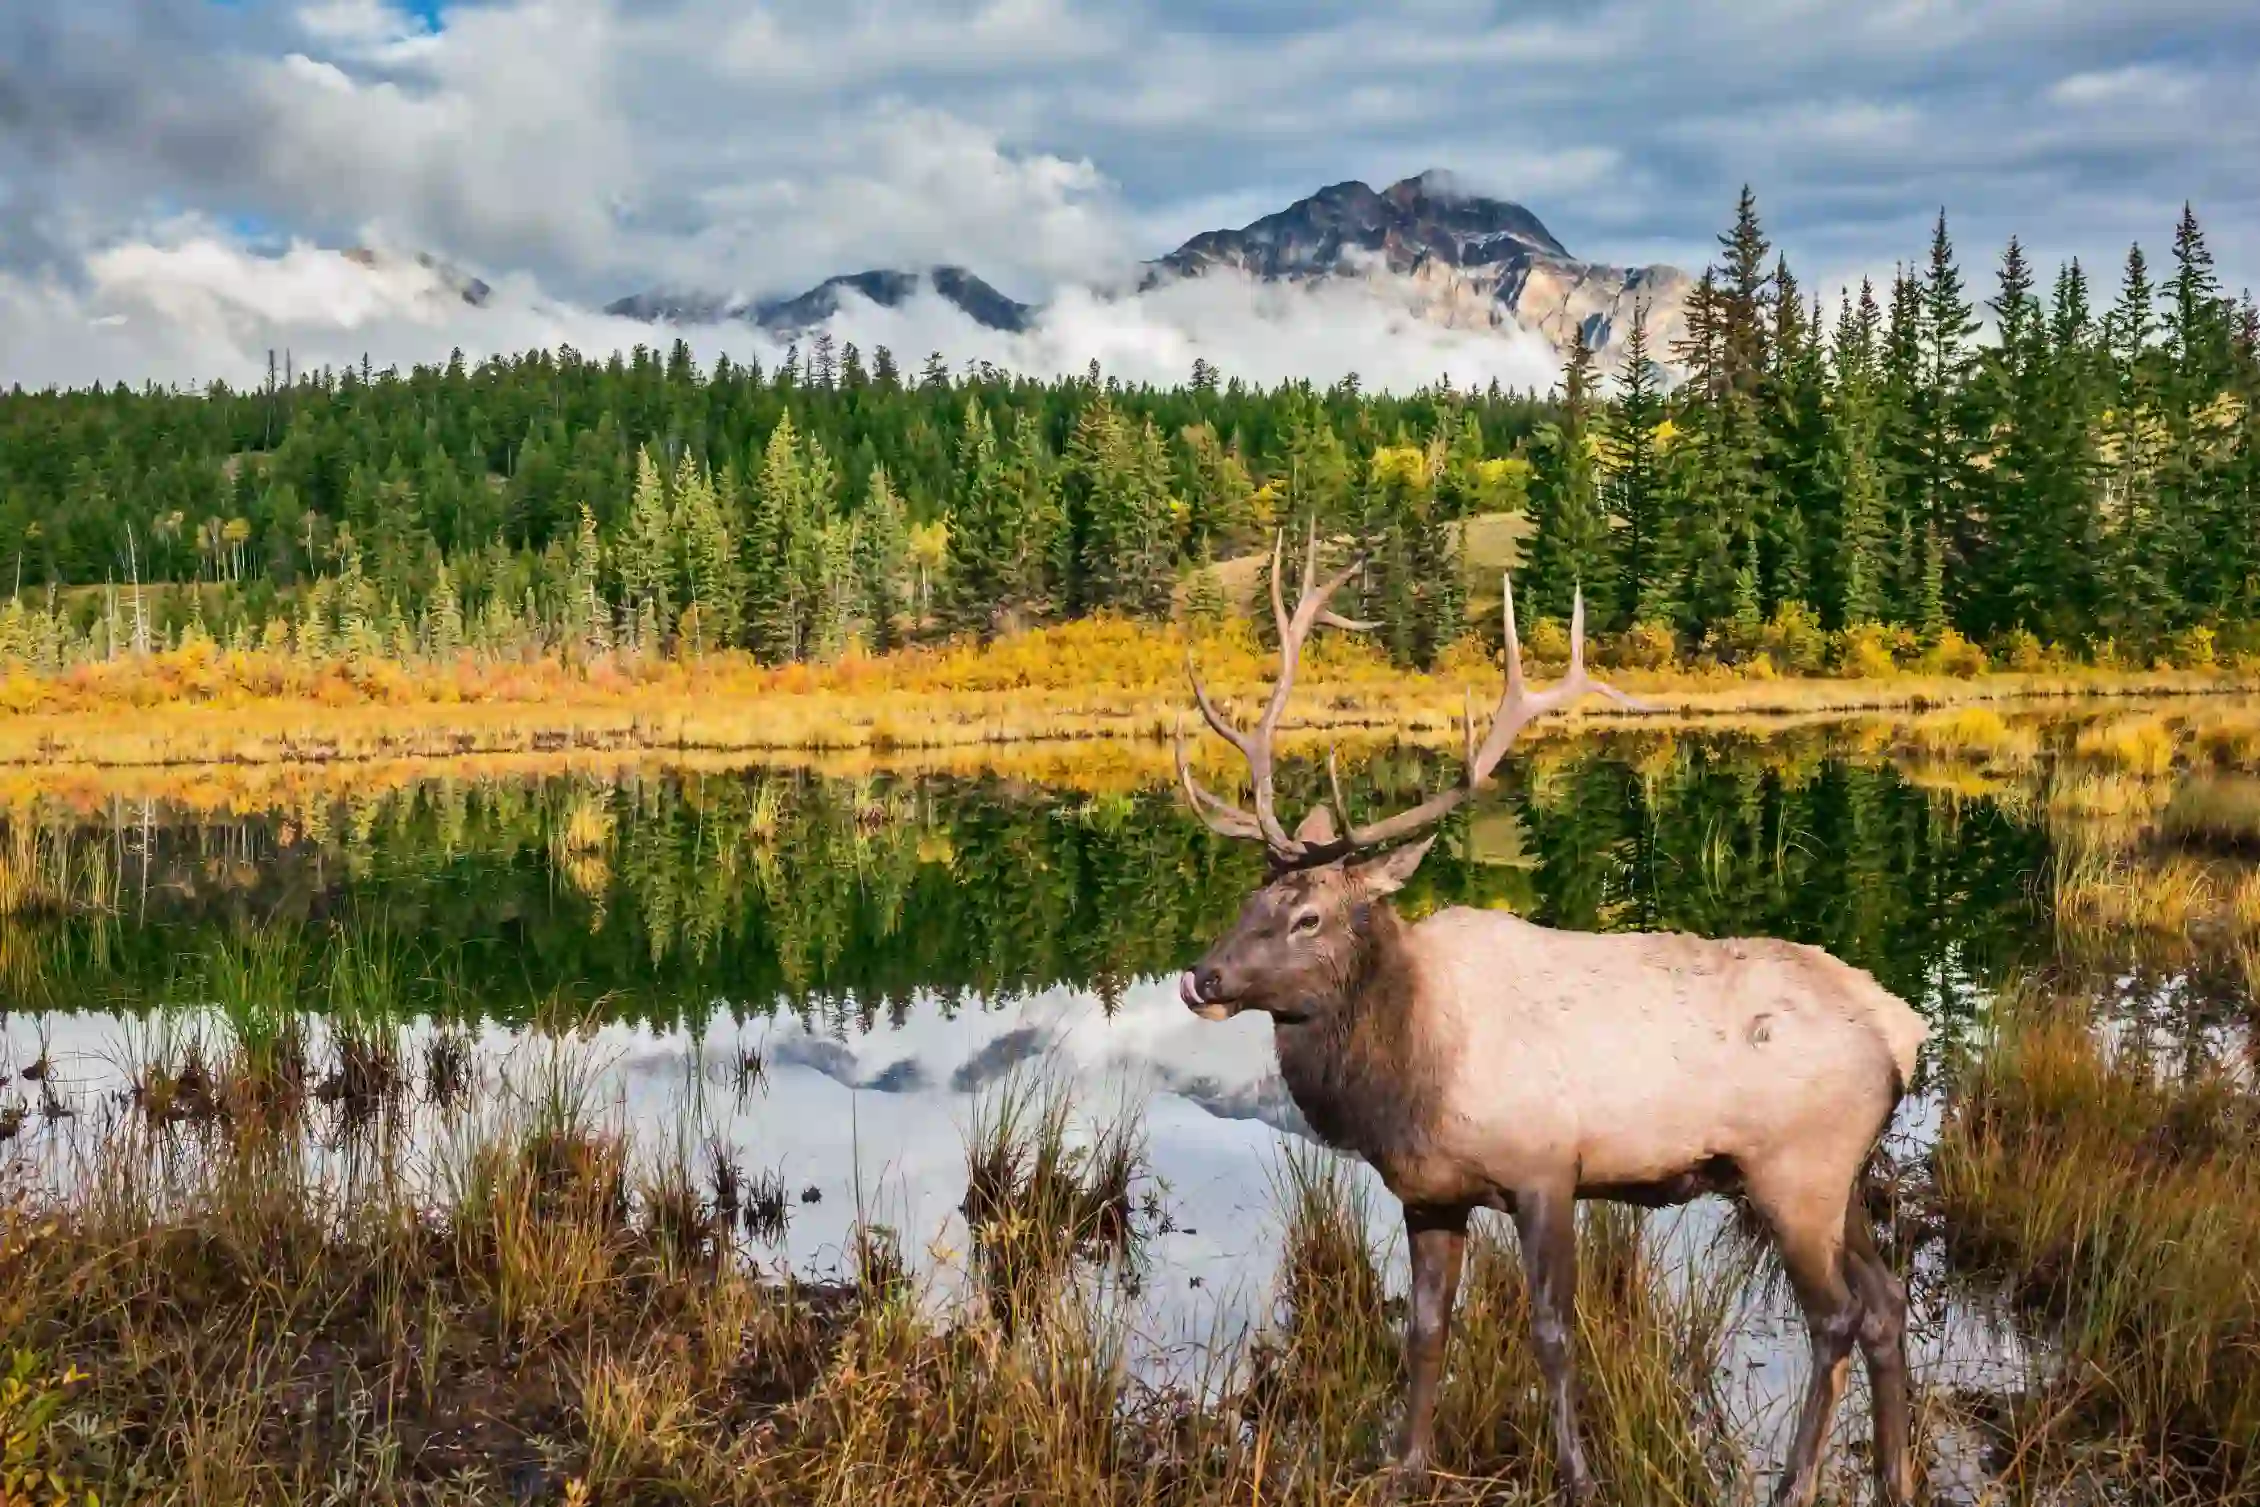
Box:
2 191 2256 675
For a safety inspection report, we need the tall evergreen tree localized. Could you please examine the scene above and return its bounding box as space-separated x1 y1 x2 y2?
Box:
674 453 741 650
1607 302 1671 626
617 446 676 647
1525 324 1613 628
942 397 1009 636
856 465 910 652
2100 243 2169 648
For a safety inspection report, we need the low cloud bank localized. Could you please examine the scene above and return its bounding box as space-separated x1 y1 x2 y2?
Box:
0 236 1563 396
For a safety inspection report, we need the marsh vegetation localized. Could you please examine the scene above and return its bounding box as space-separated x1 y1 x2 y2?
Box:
5 705 2260 1503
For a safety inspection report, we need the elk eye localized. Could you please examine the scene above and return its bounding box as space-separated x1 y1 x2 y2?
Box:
1290 910 1321 935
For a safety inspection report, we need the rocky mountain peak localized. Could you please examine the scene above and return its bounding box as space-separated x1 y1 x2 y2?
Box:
1148 171 1682 365
603 170 1690 374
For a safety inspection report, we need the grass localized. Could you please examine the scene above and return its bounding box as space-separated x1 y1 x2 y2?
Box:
1251 1150 1748 1504
0 615 2250 772
2073 714 2180 775
2 1017 1801 1506
1935 988 2260 1498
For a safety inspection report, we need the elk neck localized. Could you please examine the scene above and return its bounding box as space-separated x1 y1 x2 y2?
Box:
1270 898 1444 1168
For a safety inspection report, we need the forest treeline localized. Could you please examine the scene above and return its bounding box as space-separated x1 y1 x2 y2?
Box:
1 190 2255 674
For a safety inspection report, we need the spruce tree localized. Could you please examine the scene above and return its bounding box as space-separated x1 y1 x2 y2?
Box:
1524 324 1613 629
998 409 1063 622
2101 243 2169 648
617 447 676 648
1919 211 1981 626
1968 237 2043 638
942 397 1008 636
1608 301 1671 626
855 465 910 651
2161 205 2236 619
745 415 806 662
674 453 741 651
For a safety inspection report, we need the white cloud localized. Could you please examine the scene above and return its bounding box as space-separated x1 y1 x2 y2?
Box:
1 0 2254 360
295 0 442 63
0 234 1560 396
2048 63 2201 110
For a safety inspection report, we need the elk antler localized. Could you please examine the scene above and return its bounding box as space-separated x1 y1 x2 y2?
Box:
1333 576 1641 851
1176 556 1643 868
1175 521 1373 865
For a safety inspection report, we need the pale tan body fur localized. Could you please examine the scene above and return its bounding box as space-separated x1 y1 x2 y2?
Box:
1384 909 1925 1209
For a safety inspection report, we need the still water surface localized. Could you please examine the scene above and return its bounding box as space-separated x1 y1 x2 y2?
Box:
1 729 2239 1476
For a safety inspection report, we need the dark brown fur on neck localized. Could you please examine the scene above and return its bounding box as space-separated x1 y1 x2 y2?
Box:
1270 900 1445 1176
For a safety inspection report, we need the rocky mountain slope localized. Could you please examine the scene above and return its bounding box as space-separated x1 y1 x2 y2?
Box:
607 170 1688 369
1148 170 1688 365
605 266 1030 336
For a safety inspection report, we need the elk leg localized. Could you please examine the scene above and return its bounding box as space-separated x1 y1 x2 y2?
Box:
1844 1204 1915 1506
1512 1185 1594 1504
1753 1177 1864 1507
1396 1202 1469 1484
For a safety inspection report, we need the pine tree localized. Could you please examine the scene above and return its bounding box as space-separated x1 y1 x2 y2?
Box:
1525 323 1613 628
1919 211 1981 625
942 397 1008 636
674 453 741 651
617 447 676 648
855 465 910 651
1609 304 1673 626
745 415 806 662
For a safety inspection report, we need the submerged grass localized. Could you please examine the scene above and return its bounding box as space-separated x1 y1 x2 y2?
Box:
1935 989 2260 1498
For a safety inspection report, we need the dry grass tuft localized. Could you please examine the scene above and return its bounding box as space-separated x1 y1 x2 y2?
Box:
1935 990 2260 1496
2073 714 2180 775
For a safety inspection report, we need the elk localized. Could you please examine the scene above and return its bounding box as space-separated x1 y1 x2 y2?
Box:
1175 531 1926 1507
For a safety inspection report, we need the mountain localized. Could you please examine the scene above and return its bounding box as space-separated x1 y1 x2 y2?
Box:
606 171 1688 368
604 265 1032 336
1146 170 1688 364
340 247 491 307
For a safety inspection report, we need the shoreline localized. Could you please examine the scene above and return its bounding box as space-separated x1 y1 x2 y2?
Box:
0 664 2250 777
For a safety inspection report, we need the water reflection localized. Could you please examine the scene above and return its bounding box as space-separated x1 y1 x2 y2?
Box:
0 739 2050 1034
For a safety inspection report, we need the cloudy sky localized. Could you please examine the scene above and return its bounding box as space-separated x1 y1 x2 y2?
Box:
2 0 2255 390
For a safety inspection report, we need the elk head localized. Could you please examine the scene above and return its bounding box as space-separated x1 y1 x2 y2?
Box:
1175 525 1635 1022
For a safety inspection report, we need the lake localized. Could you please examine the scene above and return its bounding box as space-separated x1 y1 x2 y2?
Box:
5 711 2255 1496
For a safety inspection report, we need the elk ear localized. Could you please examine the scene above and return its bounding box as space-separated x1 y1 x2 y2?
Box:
1346 835 1435 896
1293 805 1338 846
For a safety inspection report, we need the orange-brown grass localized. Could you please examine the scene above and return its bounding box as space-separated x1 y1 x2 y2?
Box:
1902 705 2043 764
1935 991 2260 1497
2072 713 2180 775
0 619 2249 772
0 1013 1763 1507
1249 1149 1746 1505
2054 847 2260 941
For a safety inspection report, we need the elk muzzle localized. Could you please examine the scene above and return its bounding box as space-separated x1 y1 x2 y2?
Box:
1180 963 1240 1021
